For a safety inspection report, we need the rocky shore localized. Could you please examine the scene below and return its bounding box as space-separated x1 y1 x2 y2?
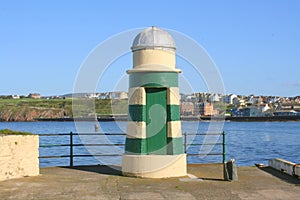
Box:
0 107 68 122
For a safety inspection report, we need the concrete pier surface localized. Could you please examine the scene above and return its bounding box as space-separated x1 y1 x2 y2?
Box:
0 164 299 200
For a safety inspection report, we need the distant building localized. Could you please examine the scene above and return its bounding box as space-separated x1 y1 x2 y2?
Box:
49 95 62 99
184 93 197 102
247 95 261 105
261 104 271 112
98 92 110 99
209 93 222 102
242 106 260 117
225 94 238 105
273 110 299 116
197 102 219 116
196 92 207 103
180 102 194 115
12 95 20 99
238 99 246 106
231 106 244 117
277 103 300 111
294 97 300 103
86 93 99 98
239 104 269 117
28 93 41 99
110 91 128 99
97 92 128 99
267 96 280 104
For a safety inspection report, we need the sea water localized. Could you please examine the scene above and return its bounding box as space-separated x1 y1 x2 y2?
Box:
0 121 299 167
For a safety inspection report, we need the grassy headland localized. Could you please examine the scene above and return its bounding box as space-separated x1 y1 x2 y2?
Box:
0 98 128 121
0 128 32 135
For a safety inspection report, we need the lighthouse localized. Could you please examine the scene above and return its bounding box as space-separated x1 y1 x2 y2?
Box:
122 26 187 178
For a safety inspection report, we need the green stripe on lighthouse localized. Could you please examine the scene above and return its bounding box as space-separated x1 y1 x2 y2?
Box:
130 72 178 88
125 138 147 154
128 105 180 122
167 137 184 154
128 105 146 121
125 137 183 155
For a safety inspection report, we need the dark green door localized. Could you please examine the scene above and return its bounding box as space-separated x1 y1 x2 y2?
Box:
146 88 167 155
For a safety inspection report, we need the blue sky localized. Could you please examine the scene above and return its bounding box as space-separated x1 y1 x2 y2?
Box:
0 1 299 96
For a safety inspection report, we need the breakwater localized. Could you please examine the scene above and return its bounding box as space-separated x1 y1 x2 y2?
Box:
36 115 300 122
200 115 300 122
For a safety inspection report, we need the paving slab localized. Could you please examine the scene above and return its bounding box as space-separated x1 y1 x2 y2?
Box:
0 164 299 200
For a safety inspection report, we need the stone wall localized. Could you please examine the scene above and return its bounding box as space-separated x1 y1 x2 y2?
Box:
269 158 300 177
0 135 39 181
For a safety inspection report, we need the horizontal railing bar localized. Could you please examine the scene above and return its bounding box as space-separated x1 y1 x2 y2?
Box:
76 133 126 136
40 144 70 147
40 153 225 159
69 144 125 147
38 133 126 136
72 144 124 147
41 143 224 146
39 154 123 158
39 155 70 158
38 133 223 136
39 142 223 149
39 144 125 147
186 143 224 146
40 143 225 148
188 162 223 164
73 154 122 157
188 153 224 156
38 133 71 136
185 133 223 136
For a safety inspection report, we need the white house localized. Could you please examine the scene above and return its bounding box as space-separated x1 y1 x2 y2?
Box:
12 95 20 99
209 93 221 102
225 94 238 105
110 91 128 99
86 93 99 98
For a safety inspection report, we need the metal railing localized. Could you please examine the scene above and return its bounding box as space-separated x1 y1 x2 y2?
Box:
39 132 124 167
184 131 226 163
39 131 225 167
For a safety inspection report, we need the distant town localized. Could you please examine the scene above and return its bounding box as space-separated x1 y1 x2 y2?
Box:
180 93 300 118
1 92 300 118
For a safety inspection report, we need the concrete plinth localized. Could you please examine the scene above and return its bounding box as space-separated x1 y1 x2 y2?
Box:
122 154 187 178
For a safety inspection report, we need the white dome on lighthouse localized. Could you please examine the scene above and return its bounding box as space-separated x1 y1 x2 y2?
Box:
131 26 176 51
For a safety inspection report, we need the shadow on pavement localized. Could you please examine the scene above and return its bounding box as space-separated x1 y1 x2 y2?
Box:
200 178 226 182
61 165 122 176
259 166 300 185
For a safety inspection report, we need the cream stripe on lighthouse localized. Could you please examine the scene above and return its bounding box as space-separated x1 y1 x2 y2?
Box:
126 121 146 139
133 49 176 69
128 87 146 105
167 87 181 138
167 87 180 105
167 121 182 138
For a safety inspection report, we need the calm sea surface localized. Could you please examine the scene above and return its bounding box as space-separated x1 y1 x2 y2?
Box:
0 121 299 167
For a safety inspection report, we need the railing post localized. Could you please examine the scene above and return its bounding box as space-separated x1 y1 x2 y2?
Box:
184 132 187 153
70 131 73 167
222 131 226 163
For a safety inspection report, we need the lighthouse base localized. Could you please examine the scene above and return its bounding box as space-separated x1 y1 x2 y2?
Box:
122 154 187 178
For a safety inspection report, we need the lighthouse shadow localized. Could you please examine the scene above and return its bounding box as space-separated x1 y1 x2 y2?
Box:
63 165 122 176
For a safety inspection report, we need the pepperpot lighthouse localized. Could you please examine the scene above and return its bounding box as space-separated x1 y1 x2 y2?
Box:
122 26 187 178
